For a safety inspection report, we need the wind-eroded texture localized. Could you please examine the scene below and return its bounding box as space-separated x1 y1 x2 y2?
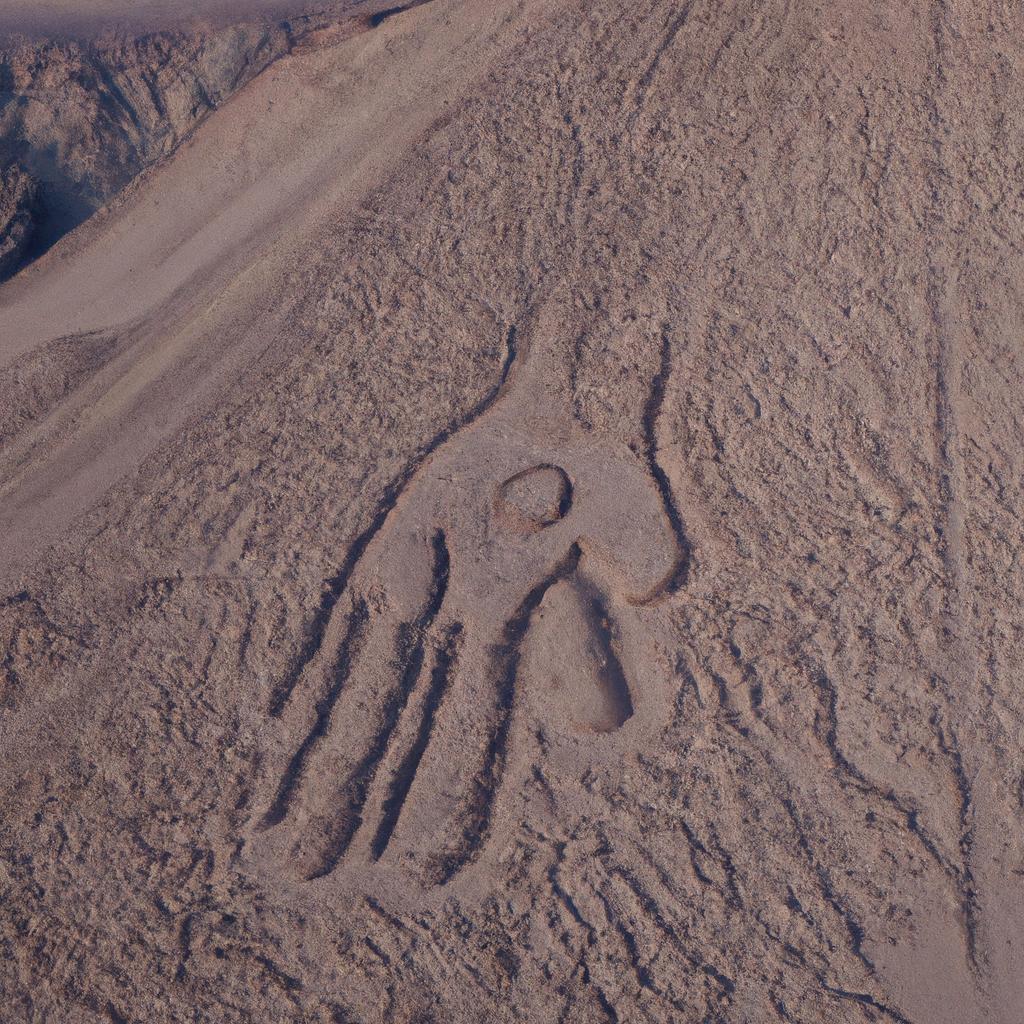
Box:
1 1 1023 1022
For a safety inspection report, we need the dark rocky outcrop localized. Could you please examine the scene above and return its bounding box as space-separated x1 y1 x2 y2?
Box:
0 160 36 278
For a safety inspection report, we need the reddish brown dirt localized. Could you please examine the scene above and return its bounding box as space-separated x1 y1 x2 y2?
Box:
1 2 1023 1022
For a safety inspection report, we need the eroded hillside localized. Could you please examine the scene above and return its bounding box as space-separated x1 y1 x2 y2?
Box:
0 1 413 279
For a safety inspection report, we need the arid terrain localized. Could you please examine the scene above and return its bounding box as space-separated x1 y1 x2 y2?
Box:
1 2 1023 1022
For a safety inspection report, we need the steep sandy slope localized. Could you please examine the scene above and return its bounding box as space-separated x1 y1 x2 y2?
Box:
0 2 408 280
0 0 481 584
0 21 294 276
2 1 1023 1023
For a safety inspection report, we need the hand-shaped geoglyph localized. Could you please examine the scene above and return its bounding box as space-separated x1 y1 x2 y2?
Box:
253 298 688 886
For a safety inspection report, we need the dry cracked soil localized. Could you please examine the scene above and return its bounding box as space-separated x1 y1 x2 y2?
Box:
1 2 1023 1023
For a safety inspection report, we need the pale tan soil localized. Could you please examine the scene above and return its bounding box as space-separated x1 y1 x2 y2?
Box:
1 2 1023 1023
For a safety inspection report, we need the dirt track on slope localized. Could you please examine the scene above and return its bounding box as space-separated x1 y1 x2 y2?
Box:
2 2 1023 1022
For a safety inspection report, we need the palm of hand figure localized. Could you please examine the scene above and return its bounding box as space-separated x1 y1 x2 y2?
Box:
256 315 685 885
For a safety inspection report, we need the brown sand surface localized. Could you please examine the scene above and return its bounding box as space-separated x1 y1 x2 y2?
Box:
1 2 1023 1022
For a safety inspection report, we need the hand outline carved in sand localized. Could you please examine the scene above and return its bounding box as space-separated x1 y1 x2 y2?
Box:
254 297 689 885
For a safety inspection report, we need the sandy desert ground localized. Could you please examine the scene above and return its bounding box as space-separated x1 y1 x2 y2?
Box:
1 1 1023 1022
